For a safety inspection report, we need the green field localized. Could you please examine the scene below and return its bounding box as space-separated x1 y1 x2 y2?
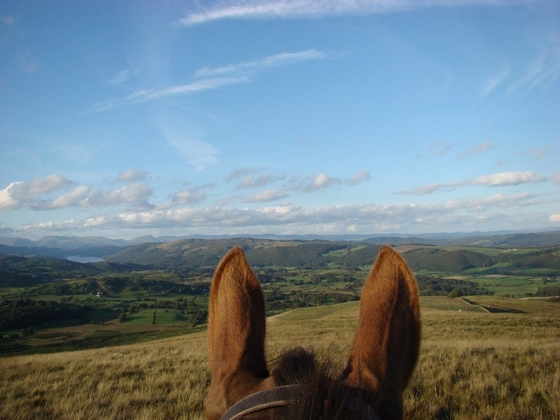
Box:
2 241 559 356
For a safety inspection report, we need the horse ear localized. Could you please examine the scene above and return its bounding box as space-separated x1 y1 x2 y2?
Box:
206 247 271 420
343 246 421 420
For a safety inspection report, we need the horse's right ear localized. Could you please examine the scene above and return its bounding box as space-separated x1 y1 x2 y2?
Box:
343 246 421 420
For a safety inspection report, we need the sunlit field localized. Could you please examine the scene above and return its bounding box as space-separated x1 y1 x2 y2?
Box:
1 296 559 420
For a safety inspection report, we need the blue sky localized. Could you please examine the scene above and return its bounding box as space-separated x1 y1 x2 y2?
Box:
1 0 559 240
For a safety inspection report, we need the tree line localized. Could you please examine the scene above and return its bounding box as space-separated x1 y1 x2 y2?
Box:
0 298 92 331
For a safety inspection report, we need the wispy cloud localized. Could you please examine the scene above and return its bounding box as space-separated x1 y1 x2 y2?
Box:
481 66 510 97
397 183 460 196
195 50 327 78
167 137 219 171
507 47 560 95
158 120 219 171
397 171 547 195
180 0 523 26
428 141 455 157
88 50 326 113
1 15 16 25
17 50 40 74
457 141 495 160
88 76 247 113
519 147 548 160
106 69 131 85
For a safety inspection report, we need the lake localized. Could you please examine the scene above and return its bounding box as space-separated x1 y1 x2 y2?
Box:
66 256 104 263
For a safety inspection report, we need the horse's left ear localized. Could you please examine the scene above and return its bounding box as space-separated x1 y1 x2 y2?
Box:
205 247 272 420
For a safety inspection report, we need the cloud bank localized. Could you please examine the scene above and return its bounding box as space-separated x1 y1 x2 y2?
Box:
2 166 556 238
14 192 545 237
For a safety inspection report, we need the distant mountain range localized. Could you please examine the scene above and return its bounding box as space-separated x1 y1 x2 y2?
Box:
0 230 559 259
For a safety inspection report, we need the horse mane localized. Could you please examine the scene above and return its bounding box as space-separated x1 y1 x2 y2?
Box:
270 347 379 420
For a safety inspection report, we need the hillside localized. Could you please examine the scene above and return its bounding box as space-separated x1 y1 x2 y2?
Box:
1 230 559 260
0 254 147 287
2 239 559 345
402 248 496 272
0 296 558 419
105 238 560 273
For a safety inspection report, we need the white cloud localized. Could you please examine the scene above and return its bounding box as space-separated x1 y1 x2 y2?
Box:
350 171 371 185
36 186 92 210
115 168 148 183
14 192 547 236
301 173 340 192
471 171 546 186
225 167 261 182
550 214 560 222
244 189 289 203
0 182 22 210
0 175 72 210
172 188 207 205
552 173 560 185
180 0 522 26
27 175 72 195
0 176 153 211
238 173 287 189
397 171 546 195
87 183 153 206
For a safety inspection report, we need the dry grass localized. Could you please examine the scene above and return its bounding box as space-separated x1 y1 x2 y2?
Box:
1 297 559 419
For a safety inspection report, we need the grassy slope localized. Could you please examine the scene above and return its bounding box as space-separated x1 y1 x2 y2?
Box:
0 296 558 420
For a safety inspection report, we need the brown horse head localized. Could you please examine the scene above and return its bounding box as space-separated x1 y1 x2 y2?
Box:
206 246 421 420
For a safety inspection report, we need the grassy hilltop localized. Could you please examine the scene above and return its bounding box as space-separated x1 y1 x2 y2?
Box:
1 237 559 418
0 296 559 419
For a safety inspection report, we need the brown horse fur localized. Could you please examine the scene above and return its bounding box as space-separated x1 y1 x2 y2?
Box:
205 246 421 420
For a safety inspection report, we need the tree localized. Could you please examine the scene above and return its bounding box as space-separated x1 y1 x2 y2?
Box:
118 312 127 323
